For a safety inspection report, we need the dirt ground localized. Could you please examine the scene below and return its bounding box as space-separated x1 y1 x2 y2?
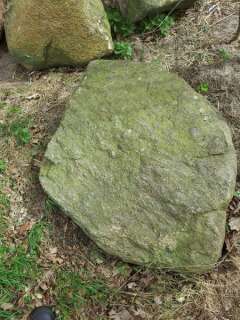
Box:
0 0 240 319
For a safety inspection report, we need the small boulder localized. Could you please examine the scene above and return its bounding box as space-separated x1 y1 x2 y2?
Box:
40 60 237 273
5 0 113 69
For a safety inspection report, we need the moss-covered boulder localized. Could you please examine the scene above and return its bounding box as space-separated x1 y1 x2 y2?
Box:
40 60 237 273
5 0 113 69
110 0 197 22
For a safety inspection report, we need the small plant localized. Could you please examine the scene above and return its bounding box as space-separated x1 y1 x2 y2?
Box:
197 82 209 94
10 121 31 145
0 160 7 174
107 8 135 37
0 244 42 319
235 190 240 198
218 48 231 62
114 41 133 59
140 14 175 37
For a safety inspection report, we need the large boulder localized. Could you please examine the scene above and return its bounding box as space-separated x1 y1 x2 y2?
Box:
105 0 197 22
40 60 237 273
0 0 3 41
4 0 113 69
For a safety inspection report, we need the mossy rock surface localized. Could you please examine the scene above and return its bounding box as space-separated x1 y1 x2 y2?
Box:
115 0 197 22
5 0 113 69
40 60 237 273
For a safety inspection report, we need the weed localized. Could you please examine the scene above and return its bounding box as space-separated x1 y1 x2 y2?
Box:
218 48 231 62
114 41 133 59
10 120 31 145
197 82 209 94
139 14 175 37
55 270 112 320
0 245 42 319
107 8 135 37
0 160 7 174
0 192 10 209
0 101 31 145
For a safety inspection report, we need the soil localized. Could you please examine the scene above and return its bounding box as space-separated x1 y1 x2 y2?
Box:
0 0 240 319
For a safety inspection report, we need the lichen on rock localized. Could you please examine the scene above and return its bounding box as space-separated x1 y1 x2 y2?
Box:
40 60 237 273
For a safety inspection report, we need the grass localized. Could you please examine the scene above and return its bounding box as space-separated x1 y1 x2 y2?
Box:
139 14 175 37
55 270 112 320
0 192 9 238
0 221 46 319
218 48 231 62
28 221 47 255
0 102 31 145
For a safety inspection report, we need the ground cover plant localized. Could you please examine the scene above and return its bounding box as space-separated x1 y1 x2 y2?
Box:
0 0 240 319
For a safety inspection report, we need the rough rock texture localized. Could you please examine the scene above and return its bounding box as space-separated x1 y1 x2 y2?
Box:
0 0 4 41
104 0 197 22
40 60 237 273
5 0 113 69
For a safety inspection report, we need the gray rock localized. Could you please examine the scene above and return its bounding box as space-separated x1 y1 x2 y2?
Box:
40 60 237 273
104 0 197 22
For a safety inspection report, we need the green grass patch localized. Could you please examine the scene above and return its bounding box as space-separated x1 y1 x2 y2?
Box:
0 160 7 174
0 192 10 210
0 189 9 240
6 106 22 118
0 221 46 319
28 221 47 255
0 102 31 145
55 270 112 320
9 120 31 145
218 48 231 62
